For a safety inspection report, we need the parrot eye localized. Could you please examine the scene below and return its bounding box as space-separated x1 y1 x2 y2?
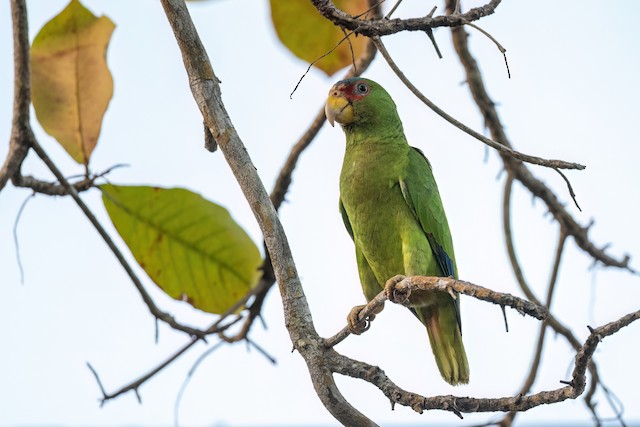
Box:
356 82 369 95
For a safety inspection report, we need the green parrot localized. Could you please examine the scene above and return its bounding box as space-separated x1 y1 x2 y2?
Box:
325 77 469 385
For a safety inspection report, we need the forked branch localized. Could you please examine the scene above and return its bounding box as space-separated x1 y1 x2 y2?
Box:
309 0 502 37
332 307 639 417
446 3 634 273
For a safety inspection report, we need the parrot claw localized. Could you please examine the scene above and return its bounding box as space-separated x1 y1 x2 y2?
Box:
347 304 373 335
384 275 410 304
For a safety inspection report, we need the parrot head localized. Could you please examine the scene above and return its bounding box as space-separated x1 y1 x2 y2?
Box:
325 77 399 128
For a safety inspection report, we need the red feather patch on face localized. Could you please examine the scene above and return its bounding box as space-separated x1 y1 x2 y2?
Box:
333 79 371 102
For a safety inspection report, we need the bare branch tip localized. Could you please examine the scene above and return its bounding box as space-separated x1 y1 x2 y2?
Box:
86 362 108 398
290 29 357 99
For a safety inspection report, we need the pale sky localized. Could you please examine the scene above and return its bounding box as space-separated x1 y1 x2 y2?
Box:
1 1 639 426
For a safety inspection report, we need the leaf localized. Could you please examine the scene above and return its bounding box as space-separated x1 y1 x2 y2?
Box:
101 185 262 314
31 0 115 165
270 0 369 76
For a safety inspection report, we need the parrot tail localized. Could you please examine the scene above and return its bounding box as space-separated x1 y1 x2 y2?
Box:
421 303 469 385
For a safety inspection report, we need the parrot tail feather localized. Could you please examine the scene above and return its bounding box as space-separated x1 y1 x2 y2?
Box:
423 305 469 385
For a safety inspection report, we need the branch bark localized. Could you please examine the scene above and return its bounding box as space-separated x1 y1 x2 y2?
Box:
1 0 32 191
85 10 381 407
325 275 548 348
160 1 376 425
13 174 95 195
309 0 501 37
332 310 639 416
445 1 633 272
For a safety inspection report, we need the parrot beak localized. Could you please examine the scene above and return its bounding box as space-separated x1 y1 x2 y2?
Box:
325 87 353 127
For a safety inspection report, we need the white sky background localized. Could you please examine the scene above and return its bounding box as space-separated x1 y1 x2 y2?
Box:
1 0 639 426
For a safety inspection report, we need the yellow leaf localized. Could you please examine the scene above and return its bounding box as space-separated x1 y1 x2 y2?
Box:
101 185 262 315
31 0 115 165
270 0 369 76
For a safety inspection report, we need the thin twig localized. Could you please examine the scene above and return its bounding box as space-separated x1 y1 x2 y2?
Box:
459 19 510 78
272 37 377 210
354 0 386 20
372 36 585 171
174 340 226 427
341 28 357 73
290 29 357 99
94 275 272 404
12 191 34 284
92 315 243 404
89 339 200 406
446 1 634 272
554 168 581 211
424 6 443 59
384 0 403 19
245 337 277 365
502 174 605 420
498 231 567 426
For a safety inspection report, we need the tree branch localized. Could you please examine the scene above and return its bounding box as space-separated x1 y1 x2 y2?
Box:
499 231 567 426
502 173 604 419
91 266 280 404
87 12 381 405
158 1 638 425
309 0 502 37
88 315 243 405
446 2 634 273
371 36 584 171
2 2 203 342
1 0 32 191
12 164 126 195
160 1 376 425
325 275 548 348
331 310 639 416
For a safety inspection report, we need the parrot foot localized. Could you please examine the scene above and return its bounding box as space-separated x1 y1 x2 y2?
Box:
384 274 411 304
347 304 380 335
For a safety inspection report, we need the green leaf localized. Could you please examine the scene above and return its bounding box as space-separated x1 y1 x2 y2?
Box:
101 185 262 314
270 0 369 76
31 0 115 165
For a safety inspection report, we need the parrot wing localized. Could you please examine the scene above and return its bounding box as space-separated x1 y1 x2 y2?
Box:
399 147 457 278
399 146 461 327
